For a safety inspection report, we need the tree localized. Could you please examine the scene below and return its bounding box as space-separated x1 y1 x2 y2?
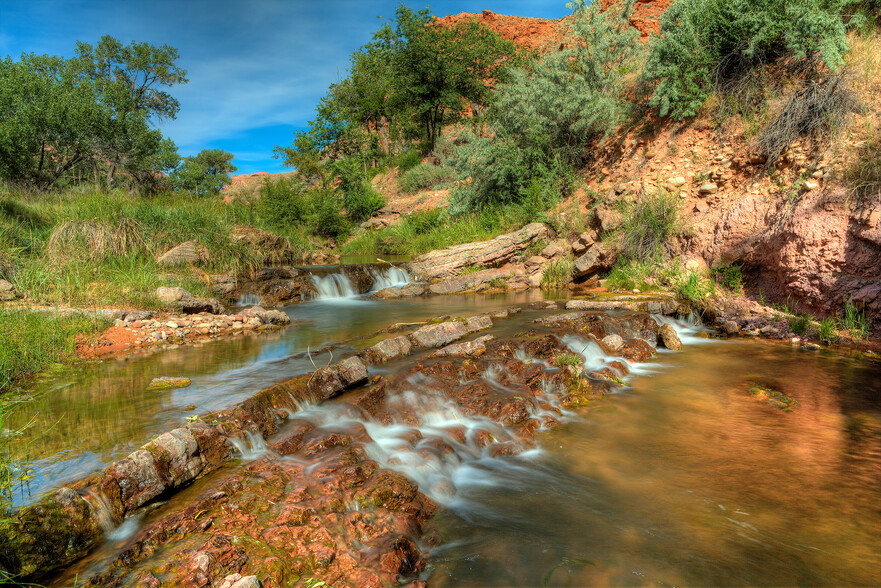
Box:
381 5 526 152
169 149 237 196
0 36 186 190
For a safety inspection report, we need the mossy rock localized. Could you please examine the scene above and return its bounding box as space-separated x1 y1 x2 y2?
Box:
749 385 797 411
148 376 192 390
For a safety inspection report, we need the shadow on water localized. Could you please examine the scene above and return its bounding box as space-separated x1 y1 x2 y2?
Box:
429 340 881 587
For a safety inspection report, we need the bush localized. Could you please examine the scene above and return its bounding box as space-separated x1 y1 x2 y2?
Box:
399 162 455 193
644 0 853 120
258 176 311 229
314 196 350 240
789 313 813 335
677 270 715 302
395 150 422 172
619 189 680 262
343 183 385 222
712 263 743 293
817 317 839 342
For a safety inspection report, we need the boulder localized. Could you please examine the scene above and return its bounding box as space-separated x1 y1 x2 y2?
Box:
242 306 290 326
573 243 617 279
373 283 426 299
433 335 495 357
427 268 512 295
409 321 469 348
366 336 413 363
409 222 551 281
594 207 623 233
658 323 682 350
156 287 225 315
157 241 205 266
698 183 718 195
601 334 625 353
720 320 740 335
541 241 566 259
0 278 18 301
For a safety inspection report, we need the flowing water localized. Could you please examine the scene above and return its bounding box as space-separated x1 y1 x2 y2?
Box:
428 340 881 587
4 277 548 505
7 271 880 586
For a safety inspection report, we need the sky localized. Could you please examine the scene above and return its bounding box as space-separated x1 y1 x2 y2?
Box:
0 0 572 175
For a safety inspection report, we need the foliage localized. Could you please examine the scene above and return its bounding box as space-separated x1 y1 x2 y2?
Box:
712 263 743 293
314 196 351 240
789 312 814 335
619 189 680 262
258 176 312 228
542 257 575 289
817 317 839 342
379 5 527 152
169 149 237 196
644 0 854 120
677 270 715 302
843 298 869 339
395 150 422 173
0 35 186 190
329 158 386 222
399 162 455 193
494 0 640 163
758 72 857 166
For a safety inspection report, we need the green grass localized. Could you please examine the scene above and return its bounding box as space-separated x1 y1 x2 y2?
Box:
0 309 109 392
542 257 574 289
843 298 869 340
712 263 743 293
341 203 545 258
618 189 680 262
0 184 318 308
789 313 814 336
398 162 456 193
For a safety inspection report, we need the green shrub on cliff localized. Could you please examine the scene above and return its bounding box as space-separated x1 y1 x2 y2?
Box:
644 0 854 120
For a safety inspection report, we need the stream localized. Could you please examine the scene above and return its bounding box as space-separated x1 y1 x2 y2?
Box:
6 268 880 586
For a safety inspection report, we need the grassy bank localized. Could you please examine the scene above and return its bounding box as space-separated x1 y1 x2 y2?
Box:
0 185 323 309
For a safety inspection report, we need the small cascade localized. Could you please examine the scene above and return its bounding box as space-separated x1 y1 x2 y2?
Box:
236 293 261 306
84 489 140 541
369 266 411 291
310 273 358 299
231 431 271 460
653 315 712 346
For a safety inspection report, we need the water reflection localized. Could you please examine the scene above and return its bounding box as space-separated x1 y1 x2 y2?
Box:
430 341 881 586
5 290 548 504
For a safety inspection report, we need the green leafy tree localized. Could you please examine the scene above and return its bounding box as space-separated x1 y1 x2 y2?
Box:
381 4 525 152
170 149 237 196
0 36 186 190
644 0 853 120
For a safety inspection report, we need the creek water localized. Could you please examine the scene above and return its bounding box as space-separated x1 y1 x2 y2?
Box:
8 276 880 586
5 285 548 505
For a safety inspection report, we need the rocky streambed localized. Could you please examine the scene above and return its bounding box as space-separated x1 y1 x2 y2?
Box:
5 299 695 586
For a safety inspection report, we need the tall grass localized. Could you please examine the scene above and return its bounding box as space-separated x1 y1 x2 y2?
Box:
618 189 680 262
0 185 307 307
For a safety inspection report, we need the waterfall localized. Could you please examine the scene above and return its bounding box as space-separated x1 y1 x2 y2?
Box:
236 293 261 306
369 266 411 291
310 273 358 299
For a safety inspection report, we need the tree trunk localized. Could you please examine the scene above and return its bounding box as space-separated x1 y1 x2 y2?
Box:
106 163 115 191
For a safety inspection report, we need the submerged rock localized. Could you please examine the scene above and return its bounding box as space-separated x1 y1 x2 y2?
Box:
148 376 192 390
373 283 426 298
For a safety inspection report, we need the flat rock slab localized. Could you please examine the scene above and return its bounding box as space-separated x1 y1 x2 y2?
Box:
410 222 551 281
565 295 679 315
148 377 192 390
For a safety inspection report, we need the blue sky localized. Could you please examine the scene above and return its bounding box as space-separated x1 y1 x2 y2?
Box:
0 1 572 175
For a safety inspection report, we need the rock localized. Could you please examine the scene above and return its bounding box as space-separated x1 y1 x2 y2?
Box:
433 335 495 358
218 575 261 588
156 287 225 315
335 357 369 388
573 243 618 279
465 315 493 333
157 241 205 266
595 207 623 233
410 321 469 348
525 255 547 269
668 176 686 188
541 241 565 259
658 323 682 350
0 278 18 301
410 223 551 281
802 179 819 192
243 307 290 326
720 320 740 335
699 183 718 195
148 377 192 390
366 336 413 363
570 230 598 255
601 334 624 353
427 268 512 295
373 283 426 299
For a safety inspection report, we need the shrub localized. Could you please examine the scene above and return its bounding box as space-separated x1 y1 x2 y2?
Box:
619 189 680 262
677 270 714 302
258 176 311 229
712 263 744 293
789 313 813 335
314 196 350 240
395 150 422 172
542 257 575 289
399 162 456 193
343 183 385 222
644 0 853 120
